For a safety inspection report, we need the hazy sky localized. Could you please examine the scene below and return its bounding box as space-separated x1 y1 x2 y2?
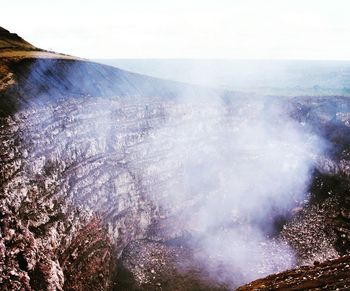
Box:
2 0 350 59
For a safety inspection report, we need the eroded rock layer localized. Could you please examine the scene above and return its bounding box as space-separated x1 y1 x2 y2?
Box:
0 96 164 290
1 93 350 290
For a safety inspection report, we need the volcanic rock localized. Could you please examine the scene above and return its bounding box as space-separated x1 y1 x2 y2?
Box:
2 26 350 291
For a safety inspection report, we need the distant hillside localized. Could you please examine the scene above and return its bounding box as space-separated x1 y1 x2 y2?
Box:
0 27 37 51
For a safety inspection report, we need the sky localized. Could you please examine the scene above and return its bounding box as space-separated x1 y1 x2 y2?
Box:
2 0 350 60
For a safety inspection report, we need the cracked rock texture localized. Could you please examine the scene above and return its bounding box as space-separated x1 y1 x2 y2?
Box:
0 96 164 290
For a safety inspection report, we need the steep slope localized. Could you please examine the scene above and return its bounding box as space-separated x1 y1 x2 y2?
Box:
237 255 350 290
0 27 37 51
0 57 218 116
0 27 228 117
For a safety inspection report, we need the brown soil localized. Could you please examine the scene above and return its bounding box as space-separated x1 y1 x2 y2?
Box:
237 255 350 290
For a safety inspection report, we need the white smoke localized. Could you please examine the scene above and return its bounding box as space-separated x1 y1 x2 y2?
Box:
18 57 325 287
137 94 323 286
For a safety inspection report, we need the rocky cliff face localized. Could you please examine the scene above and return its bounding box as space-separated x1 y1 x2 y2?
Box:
2 94 350 290
0 92 245 290
2 27 350 291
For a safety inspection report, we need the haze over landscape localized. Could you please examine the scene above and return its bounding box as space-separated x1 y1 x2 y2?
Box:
98 59 350 96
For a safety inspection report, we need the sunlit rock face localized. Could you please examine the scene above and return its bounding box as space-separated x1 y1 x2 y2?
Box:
0 96 228 290
2 90 350 290
0 96 163 290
